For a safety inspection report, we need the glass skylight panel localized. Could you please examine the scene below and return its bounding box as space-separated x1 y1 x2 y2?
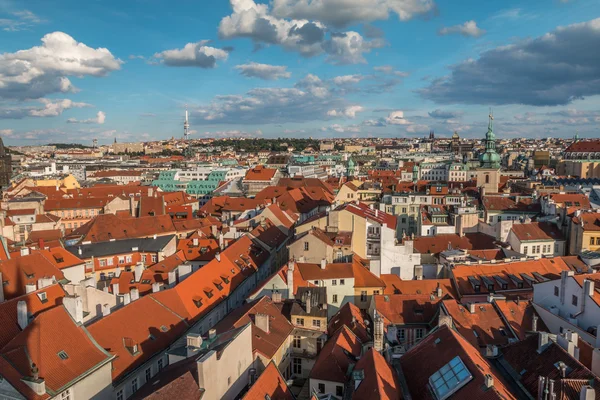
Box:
429 356 472 400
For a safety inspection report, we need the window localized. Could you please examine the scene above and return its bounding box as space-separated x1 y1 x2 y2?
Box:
318 383 325 394
304 242 309 251
373 290 380 295
332 294 338 303
57 350 68 360
591 237 595 245
158 358 164 371
313 319 321 328
360 291 367 302
554 244 559 253
485 175 490 184
554 286 559 297
293 358 302 375
131 378 138 393
398 329 406 341
332 279 337 286
429 356 472 400
296 318 304 326
340 279 345 285
107 258 114 266
336 386 344 396
116 390 123 400
118 257 125 265
572 295 578 306
145 368 151 382
125 255 132 263
59 389 71 400
142 254 147 263
293 335 301 348
99 259 106 267
152 255 158 263
416 328 424 340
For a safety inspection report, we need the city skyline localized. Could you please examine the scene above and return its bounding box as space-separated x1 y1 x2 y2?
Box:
1 0 600 145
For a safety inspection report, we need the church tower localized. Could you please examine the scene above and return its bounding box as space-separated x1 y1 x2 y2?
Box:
476 112 501 194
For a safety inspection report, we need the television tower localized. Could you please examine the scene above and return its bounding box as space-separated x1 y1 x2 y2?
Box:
183 106 190 140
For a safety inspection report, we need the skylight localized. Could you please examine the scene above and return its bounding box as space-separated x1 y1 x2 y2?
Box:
429 356 472 400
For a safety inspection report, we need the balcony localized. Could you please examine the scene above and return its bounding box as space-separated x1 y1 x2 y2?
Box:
367 232 381 241
290 347 318 359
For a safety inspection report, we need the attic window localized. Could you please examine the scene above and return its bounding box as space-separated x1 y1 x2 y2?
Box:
37 292 48 303
193 297 203 308
141 279 151 284
160 325 168 332
57 351 69 360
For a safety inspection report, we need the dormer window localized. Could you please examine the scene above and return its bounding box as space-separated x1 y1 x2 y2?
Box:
37 292 48 303
57 350 69 360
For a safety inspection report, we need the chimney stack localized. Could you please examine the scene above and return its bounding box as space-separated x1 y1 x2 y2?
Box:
320 258 327 270
208 329 216 339
255 313 270 334
484 374 494 389
168 271 177 286
272 291 282 303
122 293 131 306
115 267 122 278
193 237 199 247
436 282 443 298
580 386 596 400
287 261 294 299
152 282 160 293
112 283 120 295
20 247 30 257
305 291 312 314
532 314 538 332
538 332 549 352
130 288 140 302
219 232 224 250
17 300 28 330
102 303 111 316
63 295 83 324
134 263 144 282
215 252 221 262
469 303 476 314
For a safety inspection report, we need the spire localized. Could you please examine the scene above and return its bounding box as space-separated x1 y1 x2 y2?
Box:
487 109 494 134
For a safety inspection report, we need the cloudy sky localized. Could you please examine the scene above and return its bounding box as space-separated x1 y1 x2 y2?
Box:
1 0 600 144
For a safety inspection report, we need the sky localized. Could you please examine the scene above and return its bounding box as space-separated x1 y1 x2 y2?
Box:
1 0 600 145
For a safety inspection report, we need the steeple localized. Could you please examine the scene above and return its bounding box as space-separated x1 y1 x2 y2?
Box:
479 110 501 169
574 131 580 142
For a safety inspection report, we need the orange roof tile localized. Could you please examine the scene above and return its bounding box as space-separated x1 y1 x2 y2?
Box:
328 302 370 343
374 294 442 325
510 222 565 242
309 326 362 383
0 252 66 300
243 361 293 400
381 275 457 298
353 348 401 400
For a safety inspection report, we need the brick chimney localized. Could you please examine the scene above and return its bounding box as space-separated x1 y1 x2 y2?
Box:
63 295 83 324
255 313 270 334
17 300 28 330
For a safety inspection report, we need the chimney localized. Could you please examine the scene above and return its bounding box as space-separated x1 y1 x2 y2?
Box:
255 313 270 334
20 247 30 257
374 312 384 351
305 291 312 314
287 261 294 299
187 333 203 349
436 282 443 298
24 364 45 395
130 288 140 301
532 314 538 332
152 282 160 293
219 232 224 250
438 314 453 329
115 267 122 278
272 291 282 303
580 386 596 400
211 225 217 237
168 271 176 286
17 300 28 330
193 237 199 247
538 332 549 353
38 238 45 250
484 374 494 389
208 329 216 339
320 258 327 270
37 277 53 290
122 293 131 306
25 284 36 294
557 361 567 378
215 252 221 262
0 272 3 303
469 303 476 314
102 303 111 316
112 283 120 295
584 279 595 298
63 295 83 324
134 263 144 282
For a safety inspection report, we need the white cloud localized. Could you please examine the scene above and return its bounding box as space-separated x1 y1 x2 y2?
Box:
406 123 429 133
271 0 436 27
0 98 91 119
0 9 43 32
0 129 14 136
0 32 122 99
235 62 291 80
322 123 361 133
218 0 383 64
203 129 263 138
385 110 410 125
438 20 485 37
327 105 364 118
373 65 409 77
67 111 106 124
332 74 365 85
154 41 229 68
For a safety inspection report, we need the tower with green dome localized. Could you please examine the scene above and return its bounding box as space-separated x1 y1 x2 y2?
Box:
347 157 355 177
479 112 501 169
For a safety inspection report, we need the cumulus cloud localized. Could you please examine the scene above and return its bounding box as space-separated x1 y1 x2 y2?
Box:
438 20 485 37
428 109 463 119
0 98 91 119
154 41 229 68
218 0 384 64
332 74 365 85
385 110 410 125
0 32 121 100
327 105 364 118
271 0 436 28
194 73 350 124
362 118 386 127
421 18 600 106
235 62 291 80
67 111 106 124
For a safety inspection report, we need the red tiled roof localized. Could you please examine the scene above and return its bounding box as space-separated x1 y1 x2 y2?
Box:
0 252 66 300
39 247 85 270
328 302 370 343
548 193 591 209
177 238 219 262
493 299 547 341
44 198 109 211
243 361 293 400
572 273 600 308
244 166 278 181
353 348 401 400
572 212 600 232
565 139 600 153
400 325 517 399
412 233 497 254
309 326 362 383
214 296 293 359
2 306 112 394
374 294 442 325
71 214 176 243
510 222 565 242
381 275 457 298
482 196 540 213
339 202 397 228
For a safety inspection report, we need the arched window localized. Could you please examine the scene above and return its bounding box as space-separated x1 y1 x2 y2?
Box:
485 175 490 184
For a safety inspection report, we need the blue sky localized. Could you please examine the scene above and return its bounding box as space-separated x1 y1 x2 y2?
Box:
1 0 600 145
